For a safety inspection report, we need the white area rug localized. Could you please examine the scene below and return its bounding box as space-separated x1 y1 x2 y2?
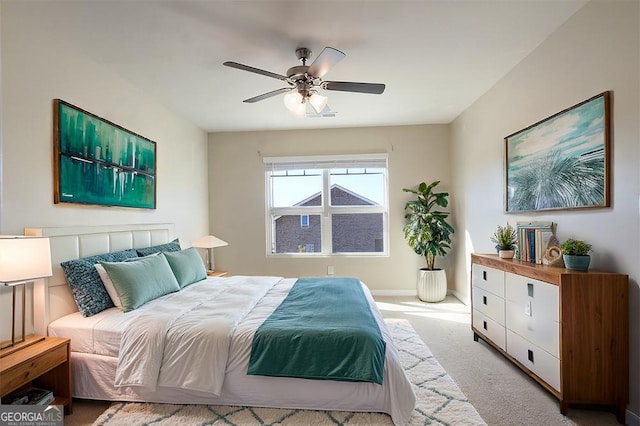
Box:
93 319 485 425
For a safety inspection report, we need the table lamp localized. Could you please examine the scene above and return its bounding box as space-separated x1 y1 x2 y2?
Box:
192 235 228 271
0 236 52 350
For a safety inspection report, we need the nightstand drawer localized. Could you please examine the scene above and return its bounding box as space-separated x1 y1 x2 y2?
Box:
1 344 67 395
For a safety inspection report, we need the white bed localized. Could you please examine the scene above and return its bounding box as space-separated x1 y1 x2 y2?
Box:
26 224 416 425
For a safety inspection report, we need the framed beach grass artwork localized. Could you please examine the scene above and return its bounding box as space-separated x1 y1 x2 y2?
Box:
53 99 157 209
504 91 611 213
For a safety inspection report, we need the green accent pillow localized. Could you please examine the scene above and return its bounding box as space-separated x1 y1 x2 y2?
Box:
100 253 180 312
163 247 207 288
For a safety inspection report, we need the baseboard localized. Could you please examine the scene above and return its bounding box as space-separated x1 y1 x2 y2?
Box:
370 289 417 297
451 290 470 306
627 408 640 426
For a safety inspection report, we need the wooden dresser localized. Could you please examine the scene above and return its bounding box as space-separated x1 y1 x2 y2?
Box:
471 253 628 423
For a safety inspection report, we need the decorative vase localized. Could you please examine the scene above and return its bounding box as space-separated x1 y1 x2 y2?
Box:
417 268 447 302
499 250 515 259
563 254 590 271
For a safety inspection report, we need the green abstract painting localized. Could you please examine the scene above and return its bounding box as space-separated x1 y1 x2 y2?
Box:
54 100 156 209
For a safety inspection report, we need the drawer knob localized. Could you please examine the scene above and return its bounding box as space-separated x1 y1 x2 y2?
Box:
483 295 487 305
527 283 534 297
483 320 488 330
528 349 534 363
483 271 487 280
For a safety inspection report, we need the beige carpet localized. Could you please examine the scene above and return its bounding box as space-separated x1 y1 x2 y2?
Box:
92 319 485 425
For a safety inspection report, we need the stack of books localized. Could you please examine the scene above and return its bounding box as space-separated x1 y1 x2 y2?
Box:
515 221 556 264
1 387 54 405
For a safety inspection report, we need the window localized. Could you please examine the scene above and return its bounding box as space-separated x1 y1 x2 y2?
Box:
264 154 388 255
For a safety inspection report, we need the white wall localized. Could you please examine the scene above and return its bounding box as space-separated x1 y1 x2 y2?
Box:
208 125 452 292
0 3 209 340
450 1 639 421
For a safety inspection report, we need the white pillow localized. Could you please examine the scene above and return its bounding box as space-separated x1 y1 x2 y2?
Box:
95 263 122 308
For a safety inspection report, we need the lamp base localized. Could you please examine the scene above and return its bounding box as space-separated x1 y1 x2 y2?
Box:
0 334 46 358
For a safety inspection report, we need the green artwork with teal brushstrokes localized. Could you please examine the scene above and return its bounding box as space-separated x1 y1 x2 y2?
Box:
55 100 156 209
505 93 609 212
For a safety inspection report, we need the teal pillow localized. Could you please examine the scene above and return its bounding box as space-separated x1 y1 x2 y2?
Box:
136 239 181 257
61 249 138 317
163 247 207 288
100 253 180 312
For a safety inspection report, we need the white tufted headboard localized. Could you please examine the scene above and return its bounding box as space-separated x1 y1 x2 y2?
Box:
25 224 175 335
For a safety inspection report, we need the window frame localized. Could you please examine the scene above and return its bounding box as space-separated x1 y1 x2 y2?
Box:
264 154 389 257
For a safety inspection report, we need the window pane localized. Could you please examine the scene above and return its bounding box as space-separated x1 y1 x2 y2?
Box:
272 214 321 253
329 168 385 206
332 213 384 253
271 169 322 207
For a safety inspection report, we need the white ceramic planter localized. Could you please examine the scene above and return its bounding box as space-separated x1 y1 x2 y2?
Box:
499 250 515 259
417 268 447 302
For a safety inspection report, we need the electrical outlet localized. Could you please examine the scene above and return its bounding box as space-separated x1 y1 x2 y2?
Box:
327 266 334 275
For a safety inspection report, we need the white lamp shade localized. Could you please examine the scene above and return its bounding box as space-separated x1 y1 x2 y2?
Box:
0 236 52 284
283 92 306 117
192 235 229 249
309 92 328 113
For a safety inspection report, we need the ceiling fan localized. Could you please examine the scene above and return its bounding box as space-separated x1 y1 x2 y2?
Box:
223 47 385 116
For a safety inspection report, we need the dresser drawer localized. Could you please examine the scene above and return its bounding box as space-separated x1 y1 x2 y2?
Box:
473 309 506 350
472 264 504 297
505 273 559 322
506 299 559 357
472 286 505 325
507 329 560 392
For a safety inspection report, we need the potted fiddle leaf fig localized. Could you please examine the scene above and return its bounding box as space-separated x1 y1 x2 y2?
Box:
403 181 455 302
490 223 517 259
560 238 592 271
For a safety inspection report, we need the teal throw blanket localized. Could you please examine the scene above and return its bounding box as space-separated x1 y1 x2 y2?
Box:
247 277 386 384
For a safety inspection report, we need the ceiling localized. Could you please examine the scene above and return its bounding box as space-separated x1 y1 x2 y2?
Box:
27 0 587 133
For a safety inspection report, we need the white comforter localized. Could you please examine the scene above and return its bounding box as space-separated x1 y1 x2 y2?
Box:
56 276 416 425
115 275 281 394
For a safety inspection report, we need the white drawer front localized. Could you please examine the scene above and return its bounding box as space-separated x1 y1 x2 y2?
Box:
473 309 506 351
472 264 505 297
472 286 505 326
505 273 559 322
506 300 559 357
507 329 560 392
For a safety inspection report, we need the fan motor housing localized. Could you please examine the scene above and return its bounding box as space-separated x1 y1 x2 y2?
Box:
286 65 310 81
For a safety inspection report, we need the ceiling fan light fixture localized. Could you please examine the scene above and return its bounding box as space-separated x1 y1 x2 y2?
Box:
283 91 306 116
309 92 329 114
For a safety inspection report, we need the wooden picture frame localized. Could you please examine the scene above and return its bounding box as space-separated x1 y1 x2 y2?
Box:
53 99 157 209
504 91 611 213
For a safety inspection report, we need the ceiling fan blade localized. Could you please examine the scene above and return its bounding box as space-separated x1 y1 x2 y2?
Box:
307 47 346 78
223 61 288 81
243 87 292 103
324 81 386 94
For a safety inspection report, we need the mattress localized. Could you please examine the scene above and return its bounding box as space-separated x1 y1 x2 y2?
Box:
48 276 232 355
49 276 416 425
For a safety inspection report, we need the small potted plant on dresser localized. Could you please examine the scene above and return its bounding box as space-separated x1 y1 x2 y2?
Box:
490 223 517 259
560 238 592 271
402 181 455 302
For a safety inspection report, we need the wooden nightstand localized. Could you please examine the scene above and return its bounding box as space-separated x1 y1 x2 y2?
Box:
0 336 72 414
207 270 229 277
